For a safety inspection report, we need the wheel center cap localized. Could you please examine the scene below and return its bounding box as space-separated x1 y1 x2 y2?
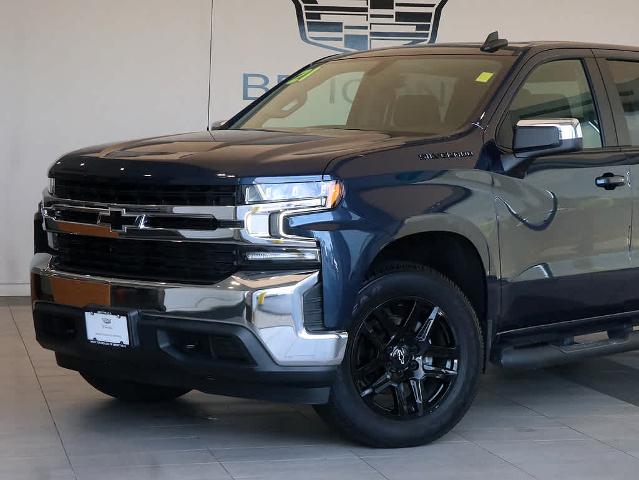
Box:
389 345 411 370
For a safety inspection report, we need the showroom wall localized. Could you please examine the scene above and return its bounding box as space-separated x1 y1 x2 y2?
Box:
2 0 639 295
208 0 639 121
0 0 212 295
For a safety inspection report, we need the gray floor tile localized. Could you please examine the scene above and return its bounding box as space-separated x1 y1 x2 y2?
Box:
69 448 216 469
362 442 535 479
211 444 357 462
223 457 386 480
604 438 639 458
557 414 639 441
0 455 75 480
61 433 210 457
0 427 64 459
612 351 639 369
457 424 589 443
195 413 342 449
481 438 639 480
0 296 30 306
73 462 231 480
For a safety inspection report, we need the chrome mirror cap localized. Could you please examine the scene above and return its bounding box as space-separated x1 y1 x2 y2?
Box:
513 117 584 160
516 118 583 141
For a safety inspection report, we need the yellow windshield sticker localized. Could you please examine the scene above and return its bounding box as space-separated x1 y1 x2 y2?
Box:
287 66 321 85
475 72 495 83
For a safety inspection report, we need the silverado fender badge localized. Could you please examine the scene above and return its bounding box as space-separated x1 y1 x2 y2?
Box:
419 151 474 160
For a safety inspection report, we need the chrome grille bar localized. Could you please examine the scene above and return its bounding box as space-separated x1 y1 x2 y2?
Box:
42 193 242 242
41 191 320 248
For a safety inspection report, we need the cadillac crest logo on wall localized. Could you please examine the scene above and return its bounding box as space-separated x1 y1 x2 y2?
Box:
292 0 448 53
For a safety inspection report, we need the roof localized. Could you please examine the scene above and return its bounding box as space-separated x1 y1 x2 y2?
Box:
512 41 639 52
332 41 639 60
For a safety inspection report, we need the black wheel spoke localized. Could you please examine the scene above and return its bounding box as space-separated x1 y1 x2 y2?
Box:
426 345 459 360
360 373 392 398
422 365 458 380
393 383 409 415
372 308 399 336
409 379 424 416
400 301 420 334
416 306 440 343
361 322 384 350
354 358 384 380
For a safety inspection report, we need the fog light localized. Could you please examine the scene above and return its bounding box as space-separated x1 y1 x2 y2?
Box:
245 250 320 262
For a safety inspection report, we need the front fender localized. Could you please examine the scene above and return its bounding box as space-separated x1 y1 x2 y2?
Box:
287 169 499 330
394 213 492 276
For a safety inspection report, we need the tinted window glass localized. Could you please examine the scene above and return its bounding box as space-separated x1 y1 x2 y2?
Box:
498 60 602 149
607 60 639 146
263 71 365 129
235 56 513 136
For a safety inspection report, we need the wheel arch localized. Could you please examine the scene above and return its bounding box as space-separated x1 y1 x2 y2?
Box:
388 213 493 276
366 221 496 363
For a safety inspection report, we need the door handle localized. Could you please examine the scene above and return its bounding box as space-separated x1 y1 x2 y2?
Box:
595 173 626 190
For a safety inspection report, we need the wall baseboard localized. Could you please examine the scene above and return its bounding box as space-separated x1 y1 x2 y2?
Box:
0 284 30 296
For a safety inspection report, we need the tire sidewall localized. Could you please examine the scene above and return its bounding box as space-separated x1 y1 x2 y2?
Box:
330 268 482 446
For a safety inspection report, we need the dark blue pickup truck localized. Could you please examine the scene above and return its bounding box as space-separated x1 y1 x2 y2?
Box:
31 33 639 447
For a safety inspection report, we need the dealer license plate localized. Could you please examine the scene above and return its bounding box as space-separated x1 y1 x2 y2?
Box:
85 311 130 347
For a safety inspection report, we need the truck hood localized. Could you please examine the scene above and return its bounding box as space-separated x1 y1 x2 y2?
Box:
50 129 405 184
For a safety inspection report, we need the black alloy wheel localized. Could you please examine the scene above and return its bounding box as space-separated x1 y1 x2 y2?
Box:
351 298 459 419
315 263 482 448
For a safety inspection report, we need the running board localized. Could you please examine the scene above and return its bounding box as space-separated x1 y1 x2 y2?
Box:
496 330 639 369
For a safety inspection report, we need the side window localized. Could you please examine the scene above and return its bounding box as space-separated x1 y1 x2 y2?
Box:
607 60 639 146
498 60 602 150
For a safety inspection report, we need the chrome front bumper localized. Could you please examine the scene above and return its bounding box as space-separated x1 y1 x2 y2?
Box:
30 253 347 367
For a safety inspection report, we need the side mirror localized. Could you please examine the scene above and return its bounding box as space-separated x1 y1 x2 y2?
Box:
514 118 583 159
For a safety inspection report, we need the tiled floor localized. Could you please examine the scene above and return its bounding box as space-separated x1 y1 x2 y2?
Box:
3 299 639 480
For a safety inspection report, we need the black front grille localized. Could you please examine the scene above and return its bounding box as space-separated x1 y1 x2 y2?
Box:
53 177 237 206
52 235 239 284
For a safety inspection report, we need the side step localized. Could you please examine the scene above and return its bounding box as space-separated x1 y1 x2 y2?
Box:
496 330 639 369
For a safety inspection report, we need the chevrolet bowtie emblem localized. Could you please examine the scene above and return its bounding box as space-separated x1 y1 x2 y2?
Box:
97 209 142 233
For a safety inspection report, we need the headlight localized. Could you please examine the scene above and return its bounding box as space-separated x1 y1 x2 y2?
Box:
240 179 343 246
48 178 55 195
244 180 342 208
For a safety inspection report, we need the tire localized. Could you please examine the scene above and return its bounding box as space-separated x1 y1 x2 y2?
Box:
80 373 191 403
315 263 483 448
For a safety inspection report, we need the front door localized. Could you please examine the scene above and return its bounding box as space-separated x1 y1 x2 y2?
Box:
493 55 632 331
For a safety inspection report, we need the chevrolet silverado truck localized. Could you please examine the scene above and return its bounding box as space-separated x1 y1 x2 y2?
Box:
31 33 639 447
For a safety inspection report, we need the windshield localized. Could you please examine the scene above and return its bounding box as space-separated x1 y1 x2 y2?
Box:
233 55 514 136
